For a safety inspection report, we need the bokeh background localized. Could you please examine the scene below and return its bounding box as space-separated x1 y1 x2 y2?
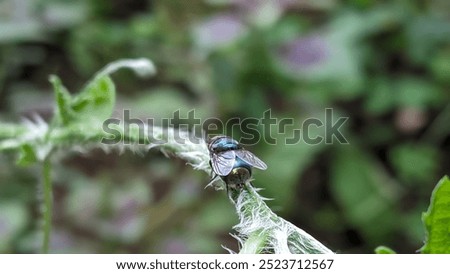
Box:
1 0 449 253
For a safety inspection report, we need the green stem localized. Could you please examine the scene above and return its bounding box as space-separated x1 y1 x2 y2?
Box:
42 157 53 253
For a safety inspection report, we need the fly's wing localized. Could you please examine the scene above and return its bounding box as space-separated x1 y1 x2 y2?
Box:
210 150 235 176
235 150 267 170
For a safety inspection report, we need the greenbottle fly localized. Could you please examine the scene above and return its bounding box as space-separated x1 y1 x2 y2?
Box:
207 135 267 187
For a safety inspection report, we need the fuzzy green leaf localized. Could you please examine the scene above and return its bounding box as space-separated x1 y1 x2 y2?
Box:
71 75 115 126
421 175 450 254
49 75 115 128
50 75 73 126
16 144 38 166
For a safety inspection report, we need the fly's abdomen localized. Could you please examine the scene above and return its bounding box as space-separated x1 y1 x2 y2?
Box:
221 167 251 187
234 156 252 170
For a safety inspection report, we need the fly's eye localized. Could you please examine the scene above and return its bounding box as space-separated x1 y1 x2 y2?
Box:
211 144 220 151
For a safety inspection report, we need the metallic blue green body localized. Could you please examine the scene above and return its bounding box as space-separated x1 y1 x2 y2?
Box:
207 135 267 187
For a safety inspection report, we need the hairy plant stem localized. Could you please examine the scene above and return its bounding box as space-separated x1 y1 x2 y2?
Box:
229 183 333 254
1 121 332 253
238 229 268 254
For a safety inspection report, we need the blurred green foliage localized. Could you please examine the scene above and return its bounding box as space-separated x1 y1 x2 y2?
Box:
0 0 449 253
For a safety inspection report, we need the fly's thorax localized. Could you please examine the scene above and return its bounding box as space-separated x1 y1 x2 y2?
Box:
208 136 240 153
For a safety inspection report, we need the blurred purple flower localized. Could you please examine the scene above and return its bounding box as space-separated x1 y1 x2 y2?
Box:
161 238 189 253
395 107 427 133
113 198 140 231
232 0 297 12
50 230 75 251
194 14 245 49
278 35 330 71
